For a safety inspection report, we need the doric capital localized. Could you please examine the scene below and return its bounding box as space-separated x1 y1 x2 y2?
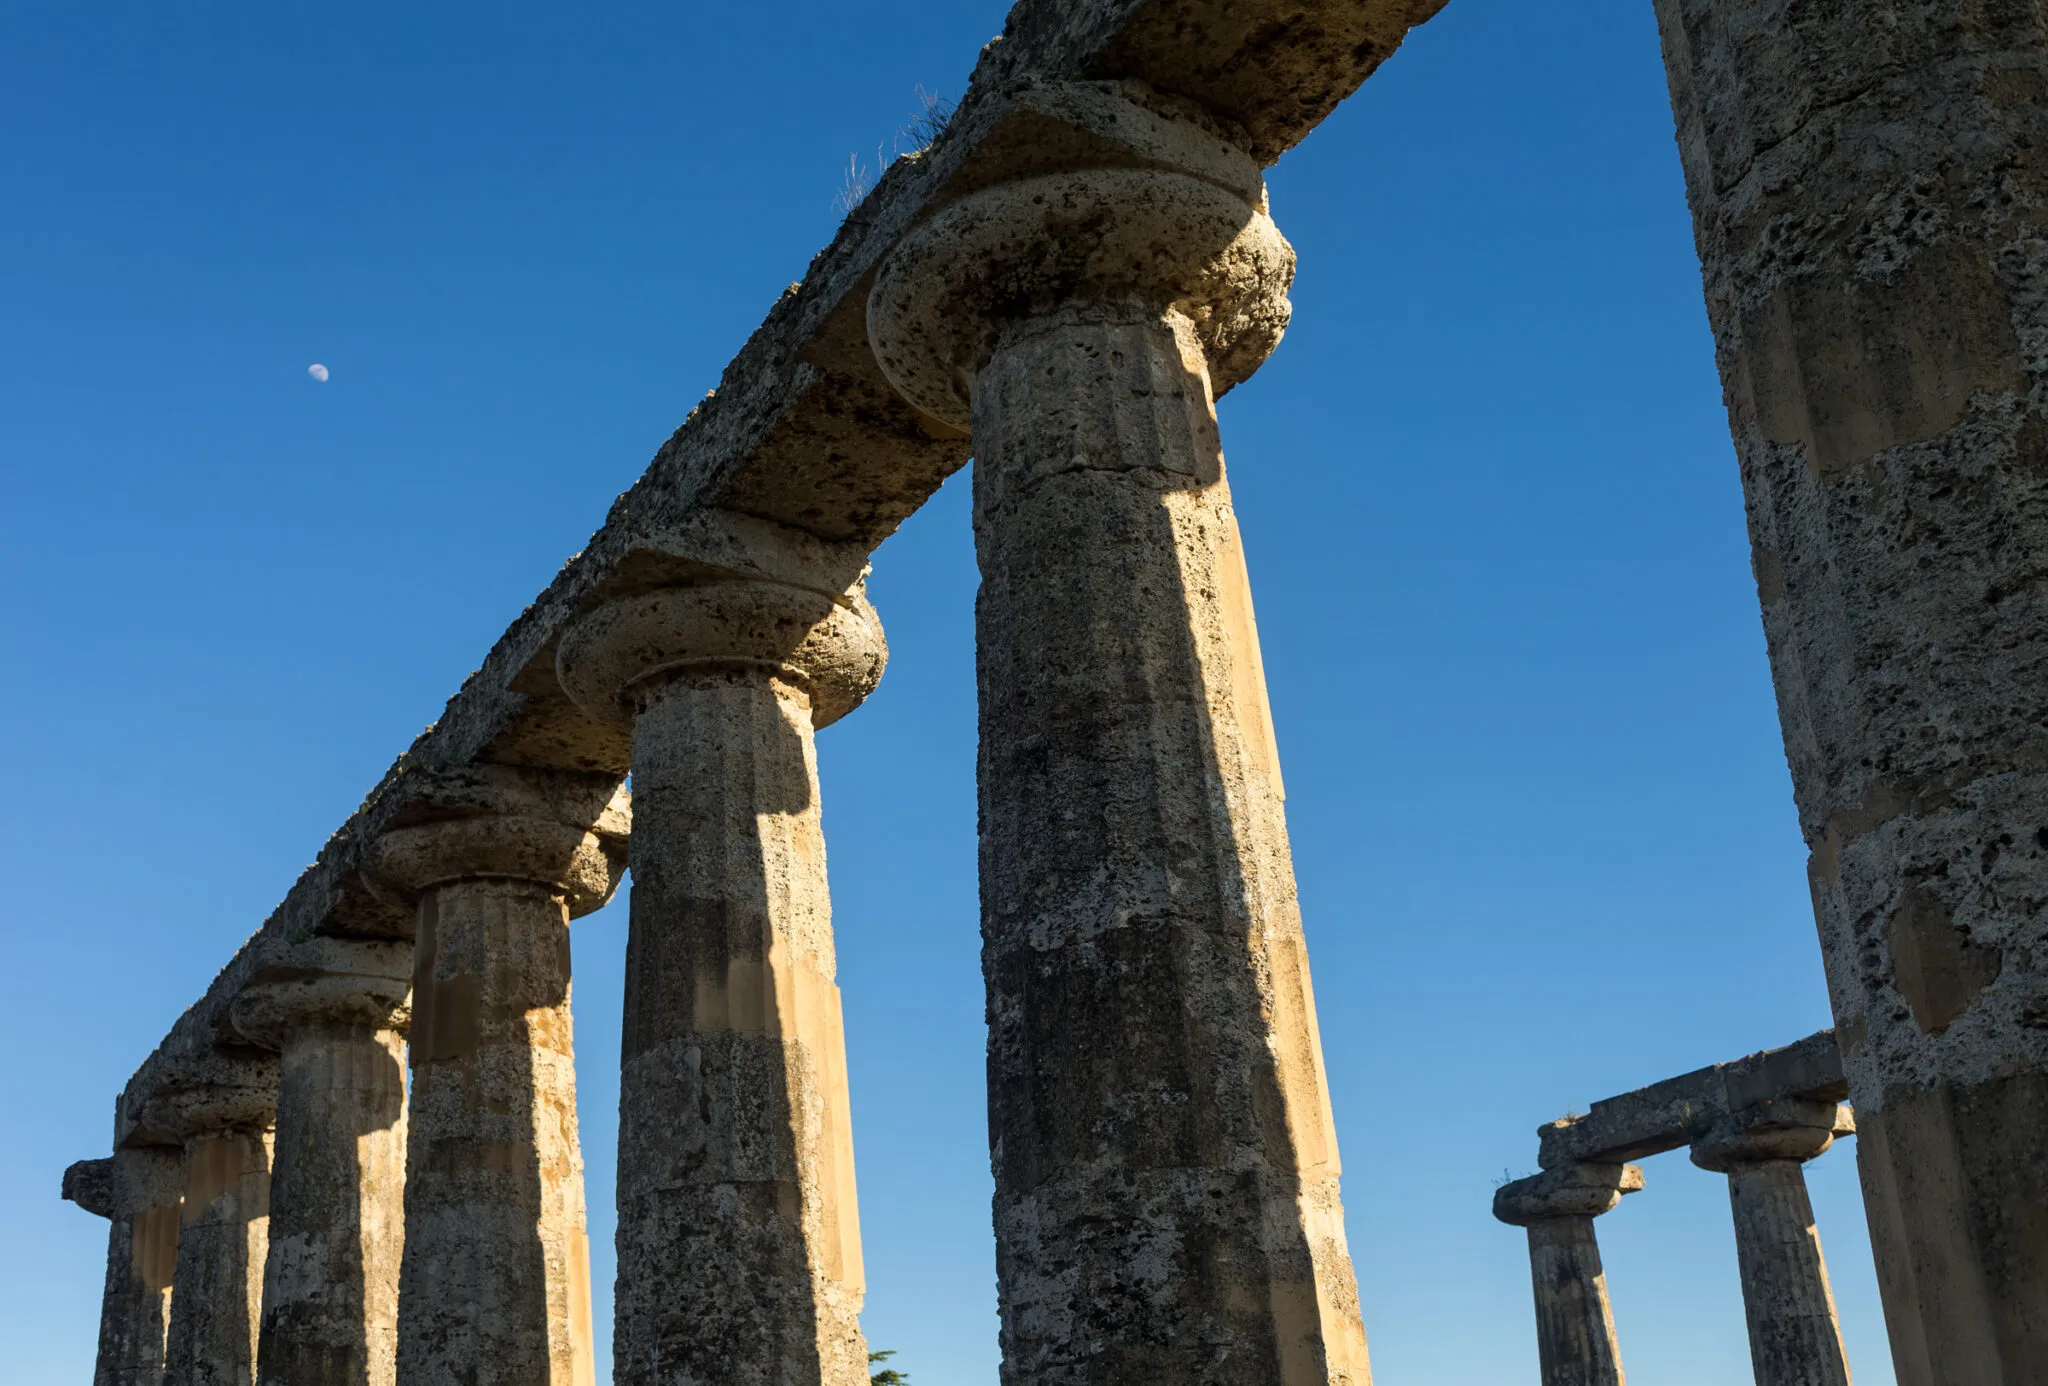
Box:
555 579 886 729
63 1146 182 1219
1493 1161 1646 1226
62 1158 115 1219
867 166 1295 429
228 938 411 1050
133 1051 278 1143
362 766 629 918
1689 1098 1841 1172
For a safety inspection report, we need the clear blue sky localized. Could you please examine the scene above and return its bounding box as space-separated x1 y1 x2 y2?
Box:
0 3 1895 1383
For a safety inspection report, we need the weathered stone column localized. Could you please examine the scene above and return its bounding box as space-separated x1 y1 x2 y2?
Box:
229 940 411 1386
64 1146 183 1386
1651 3 2048 1378
143 1056 279 1386
364 768 627 1386
1692 1100 1853 1386
1493 1163 1644 1386
868 161 1366 1386
556 577 883 1386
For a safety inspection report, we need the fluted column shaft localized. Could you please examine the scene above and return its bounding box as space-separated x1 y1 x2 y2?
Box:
233 946 412 1386
617 671 866 1386
1725 1164 1852 1386
395 880 594 1386
1495 1163 1642 1386
66 1148 183 1386
367 768 627 1386
1694 1103 1852 1386
164 1128 273 1386
1651 3 2048 1379
557 579 885 1386
976 305 1362 1385
870 165 1360 1386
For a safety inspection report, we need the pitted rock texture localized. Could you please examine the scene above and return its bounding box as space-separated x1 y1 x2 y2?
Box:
1653 1 2048 1377
916 171 1364 1377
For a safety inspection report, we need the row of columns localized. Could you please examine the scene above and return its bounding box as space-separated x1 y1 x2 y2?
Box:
1494 1100 1854 1386
74 152 1373 1386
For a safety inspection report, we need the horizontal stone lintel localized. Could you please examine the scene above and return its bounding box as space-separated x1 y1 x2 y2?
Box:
106 0 1450 1144
1536 1030 1848 1170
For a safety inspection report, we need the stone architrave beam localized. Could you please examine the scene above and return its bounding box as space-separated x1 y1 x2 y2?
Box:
100 0 1450 1158
1537 1031 1847 1170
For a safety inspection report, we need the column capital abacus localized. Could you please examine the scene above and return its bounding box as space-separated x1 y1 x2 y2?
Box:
362 766 629 919
1493 1161 1646 1226
228 938 412 1051
555 578 886 729
1690 1098 1842 1172
866 165 1295 429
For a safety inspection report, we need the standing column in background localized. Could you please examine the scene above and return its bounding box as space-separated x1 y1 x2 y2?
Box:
63 1145 183 1386
1692 1100 1854 1386
1493 1163 1644 1386
558 575 883 1386
366 767 627 1386
870 155 1367 1386
1651 3 2048 1378
231 940 412 1386
144 1056 280 1386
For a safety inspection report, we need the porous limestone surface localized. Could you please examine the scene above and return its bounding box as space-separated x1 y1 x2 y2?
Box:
1653 2 2048 1377
870 159 1366 1383
560 581 880 1386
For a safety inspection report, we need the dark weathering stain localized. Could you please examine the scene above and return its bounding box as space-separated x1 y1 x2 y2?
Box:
1889 884 2003 1034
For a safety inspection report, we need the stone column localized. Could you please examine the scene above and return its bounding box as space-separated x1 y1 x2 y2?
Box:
364 767 626 1386
143 1057 279 1386
556 577 884 1386
1493 1163 1644 1386
64 1146 183 1386
1650 3 2048 1378
1691 1100 1853 1386
229 940 412 1386
868 164 1366 1386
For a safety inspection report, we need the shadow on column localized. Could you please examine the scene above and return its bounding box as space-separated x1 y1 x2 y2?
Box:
973 304 1360 1384
615 671 836 1386
397 885 576 1385
260 1036 406 1386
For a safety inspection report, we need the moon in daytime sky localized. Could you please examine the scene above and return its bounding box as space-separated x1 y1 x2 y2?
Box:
307 363 330 383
